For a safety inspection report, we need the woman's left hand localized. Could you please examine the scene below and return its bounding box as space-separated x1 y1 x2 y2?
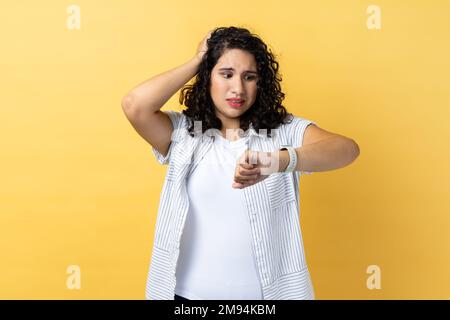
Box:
232 150 280 189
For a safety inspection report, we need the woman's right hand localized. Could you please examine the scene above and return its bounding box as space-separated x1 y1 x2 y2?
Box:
195 30 214 61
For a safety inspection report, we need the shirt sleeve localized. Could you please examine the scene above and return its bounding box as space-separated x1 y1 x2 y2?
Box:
287 115 317 176
151 110 185 165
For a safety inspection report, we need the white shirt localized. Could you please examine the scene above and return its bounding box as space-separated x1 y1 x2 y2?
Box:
146 111 317 300
175 132 263 300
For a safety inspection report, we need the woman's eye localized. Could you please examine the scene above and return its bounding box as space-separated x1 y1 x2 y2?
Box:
222 73 256 81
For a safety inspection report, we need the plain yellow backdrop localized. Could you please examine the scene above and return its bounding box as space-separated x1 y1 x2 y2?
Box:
1 0 449 299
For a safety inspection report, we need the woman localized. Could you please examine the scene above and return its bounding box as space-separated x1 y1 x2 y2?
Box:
121 26 360 300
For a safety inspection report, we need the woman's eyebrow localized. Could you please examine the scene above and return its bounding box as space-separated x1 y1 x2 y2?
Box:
218 67 258 74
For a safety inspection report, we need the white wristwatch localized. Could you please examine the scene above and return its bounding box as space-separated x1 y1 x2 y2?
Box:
280 146 297 173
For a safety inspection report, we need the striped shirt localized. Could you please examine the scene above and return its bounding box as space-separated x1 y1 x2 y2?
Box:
145 110 316 300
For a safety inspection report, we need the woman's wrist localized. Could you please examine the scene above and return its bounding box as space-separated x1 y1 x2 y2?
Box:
277 150 290 173
192 54 203 66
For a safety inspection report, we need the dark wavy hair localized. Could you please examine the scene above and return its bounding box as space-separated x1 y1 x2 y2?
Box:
179 26 292 137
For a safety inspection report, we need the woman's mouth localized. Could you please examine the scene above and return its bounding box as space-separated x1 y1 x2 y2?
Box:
227 99 245 108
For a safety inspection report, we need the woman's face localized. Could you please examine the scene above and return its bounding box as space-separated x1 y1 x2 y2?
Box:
209 48 259 128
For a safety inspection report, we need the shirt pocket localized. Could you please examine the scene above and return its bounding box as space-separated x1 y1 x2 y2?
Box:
264 172 297 211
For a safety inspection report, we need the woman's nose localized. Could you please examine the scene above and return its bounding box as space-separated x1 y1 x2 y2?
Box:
231 78 245 94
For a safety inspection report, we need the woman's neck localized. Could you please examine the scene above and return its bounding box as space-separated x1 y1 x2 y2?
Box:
220 127 243 142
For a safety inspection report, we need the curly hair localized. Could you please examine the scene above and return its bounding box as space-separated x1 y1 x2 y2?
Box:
179 26 292 137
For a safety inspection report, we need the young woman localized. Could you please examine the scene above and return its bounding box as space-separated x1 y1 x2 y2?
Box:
122 26 360 300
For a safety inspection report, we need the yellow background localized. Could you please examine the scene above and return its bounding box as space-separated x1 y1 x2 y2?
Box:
1 0 449 299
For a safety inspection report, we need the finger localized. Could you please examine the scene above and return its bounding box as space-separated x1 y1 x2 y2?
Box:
240 167 260 176
236 179 258 189
238 157 253 169
234 167 256 182
240 163 254 171
235 174 259 183
232 181 252 189
238 150 257 167
246 150 258 166
232 182 244 189
238 154 254 169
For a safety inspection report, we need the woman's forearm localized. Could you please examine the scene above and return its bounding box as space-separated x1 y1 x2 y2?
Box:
121 56 201 113
277 136 360 173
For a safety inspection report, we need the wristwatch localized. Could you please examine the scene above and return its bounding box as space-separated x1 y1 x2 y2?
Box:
280 146 297 173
